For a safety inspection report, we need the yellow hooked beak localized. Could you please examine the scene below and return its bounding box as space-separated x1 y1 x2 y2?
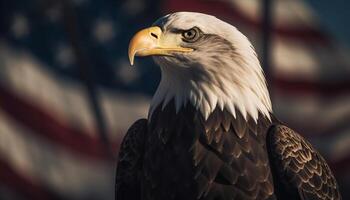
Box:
128 26 193 65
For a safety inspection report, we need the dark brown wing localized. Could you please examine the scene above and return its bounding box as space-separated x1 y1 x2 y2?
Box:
115 119 147 200
267 125 341 200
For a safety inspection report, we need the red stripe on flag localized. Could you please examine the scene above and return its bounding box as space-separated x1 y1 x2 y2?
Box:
273 76 350 96
0 158 62 200
163 0 331 45
0 84 120 161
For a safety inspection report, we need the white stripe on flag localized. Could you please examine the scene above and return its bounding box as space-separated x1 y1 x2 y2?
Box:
0 110 114 199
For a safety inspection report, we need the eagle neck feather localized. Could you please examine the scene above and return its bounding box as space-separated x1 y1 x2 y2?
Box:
149 59 272 122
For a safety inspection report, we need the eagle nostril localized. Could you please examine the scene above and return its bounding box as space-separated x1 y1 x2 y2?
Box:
150 32 158 39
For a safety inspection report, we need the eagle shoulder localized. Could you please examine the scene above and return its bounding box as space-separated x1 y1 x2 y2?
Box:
267 125 341 200
115 119 147 200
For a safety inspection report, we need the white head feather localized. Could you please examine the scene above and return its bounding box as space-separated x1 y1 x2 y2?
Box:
149 12 272 122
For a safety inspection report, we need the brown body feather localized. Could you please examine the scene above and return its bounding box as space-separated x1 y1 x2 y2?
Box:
116 101 341 200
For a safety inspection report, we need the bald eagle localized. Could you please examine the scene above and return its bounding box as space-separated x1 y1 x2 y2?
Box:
116 12 341 200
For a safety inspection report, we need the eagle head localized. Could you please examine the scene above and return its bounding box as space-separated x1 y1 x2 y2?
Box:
129 12 272 121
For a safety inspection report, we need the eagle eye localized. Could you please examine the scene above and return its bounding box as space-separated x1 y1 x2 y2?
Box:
182 27 201 42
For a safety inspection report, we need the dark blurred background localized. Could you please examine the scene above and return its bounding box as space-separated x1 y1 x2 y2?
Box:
0 0 349 199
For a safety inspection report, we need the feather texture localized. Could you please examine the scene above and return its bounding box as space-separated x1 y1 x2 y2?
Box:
116 104 341 200
267 125 341 200
142 102 275 200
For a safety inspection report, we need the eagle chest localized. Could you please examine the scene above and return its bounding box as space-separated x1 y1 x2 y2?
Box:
143 105 275 200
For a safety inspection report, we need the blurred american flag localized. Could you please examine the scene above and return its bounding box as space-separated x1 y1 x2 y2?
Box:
0 0 349 199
